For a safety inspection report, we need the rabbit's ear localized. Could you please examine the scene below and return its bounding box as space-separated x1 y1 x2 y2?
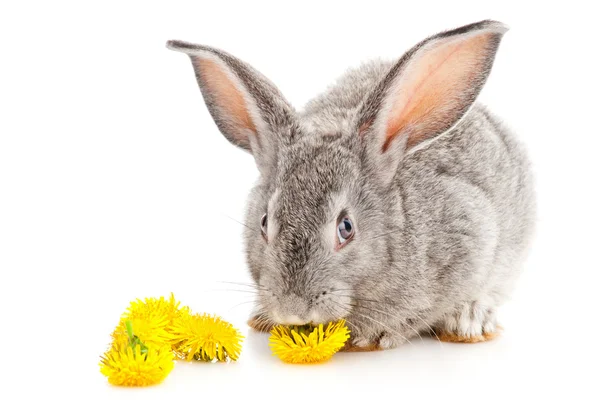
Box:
358 20 507 177
167 41 295 173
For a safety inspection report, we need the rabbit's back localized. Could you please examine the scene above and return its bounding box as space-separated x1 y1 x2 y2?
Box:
399 104 536 311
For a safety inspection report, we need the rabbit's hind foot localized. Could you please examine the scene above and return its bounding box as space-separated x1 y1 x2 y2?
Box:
435 301 501 343
435 327 501 343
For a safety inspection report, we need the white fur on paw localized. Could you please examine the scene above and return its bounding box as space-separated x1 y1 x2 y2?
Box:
465 320 483 337
483 312 497 334
352 337 372 348
378 334 394 349
444 302 497 338
378 332 405 349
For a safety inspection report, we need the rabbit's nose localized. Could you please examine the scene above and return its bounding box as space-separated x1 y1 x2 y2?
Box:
272 293 310 324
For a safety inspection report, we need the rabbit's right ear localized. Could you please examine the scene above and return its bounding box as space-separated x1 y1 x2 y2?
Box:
167 41 296 174
357 20 508 186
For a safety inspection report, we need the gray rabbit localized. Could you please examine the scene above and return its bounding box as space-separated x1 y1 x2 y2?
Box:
167 20 535 350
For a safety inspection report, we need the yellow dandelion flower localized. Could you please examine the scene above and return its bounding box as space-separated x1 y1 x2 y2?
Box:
269 320 350 364
100 341 174 387
112 293 190 349
171 313 244 362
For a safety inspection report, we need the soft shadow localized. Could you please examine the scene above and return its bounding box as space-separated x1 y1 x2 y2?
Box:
243 329 280 365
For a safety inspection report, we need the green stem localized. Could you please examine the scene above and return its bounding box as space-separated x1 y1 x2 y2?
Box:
124 320 149 356
125 320 134 340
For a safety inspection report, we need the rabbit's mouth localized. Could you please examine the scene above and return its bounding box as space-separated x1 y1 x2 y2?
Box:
267 289 353 326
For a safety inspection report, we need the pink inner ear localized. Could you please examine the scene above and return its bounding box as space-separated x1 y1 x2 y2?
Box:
195 58 257 136
383 32 493 151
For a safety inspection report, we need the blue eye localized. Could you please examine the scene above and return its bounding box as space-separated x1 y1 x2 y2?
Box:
337 217 354 245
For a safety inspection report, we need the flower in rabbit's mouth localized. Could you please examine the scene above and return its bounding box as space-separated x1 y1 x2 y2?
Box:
269 320 350 363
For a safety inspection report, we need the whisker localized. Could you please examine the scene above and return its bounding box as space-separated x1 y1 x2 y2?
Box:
412 314 443 347
330 299 413 346
396 298 443 348
343 320 359 333
330 291 444 348
337 294 443 348
216 281 268 291
331 292 443 345
352 303 424 344
324 302 371 337
217 280 265 288
227 300 258 313
321 302 350 323
221 213 259 233
202 288 260 295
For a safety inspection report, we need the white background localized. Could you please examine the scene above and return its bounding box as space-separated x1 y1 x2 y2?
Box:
1 1 599 399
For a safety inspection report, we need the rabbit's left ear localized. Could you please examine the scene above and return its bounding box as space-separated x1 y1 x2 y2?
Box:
358 20 508 182
167 41 296 175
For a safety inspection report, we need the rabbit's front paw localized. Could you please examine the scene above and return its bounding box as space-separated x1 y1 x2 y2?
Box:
376 332 410 349
247 312 276 333
436 302 501 343
341 336 381 352
342 331 408 351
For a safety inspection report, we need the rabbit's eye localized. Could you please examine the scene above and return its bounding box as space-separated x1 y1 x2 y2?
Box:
260 213 268 241
336 217 354 248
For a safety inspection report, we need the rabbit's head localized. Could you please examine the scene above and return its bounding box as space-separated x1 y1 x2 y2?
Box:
168 20 507 325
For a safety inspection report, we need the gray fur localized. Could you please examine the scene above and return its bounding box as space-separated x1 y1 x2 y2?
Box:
168 20 535 348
